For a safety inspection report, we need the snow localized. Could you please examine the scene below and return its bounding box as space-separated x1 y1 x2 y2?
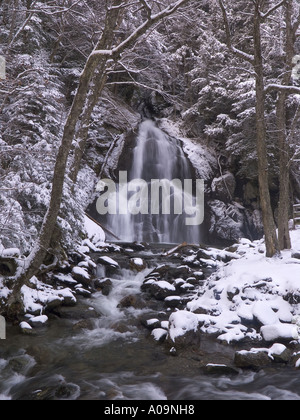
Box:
98 256 119 268
19 321 32 331
168 310 199 343
21 277 76 315
72 266 90 281
131 258 144 267
155 281 176 291
0 248 20 258
84 215 106 244
151 328 168 342
261 324 299 343
176 228 300 344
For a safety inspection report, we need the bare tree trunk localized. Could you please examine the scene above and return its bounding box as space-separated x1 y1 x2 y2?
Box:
218 0 279 257
7 0 191 316
253 2 279 258
277 0 294 250
69 1 123 183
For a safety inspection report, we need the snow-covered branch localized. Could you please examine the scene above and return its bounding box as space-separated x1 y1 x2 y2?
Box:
265 84 300 95
261 0 284 21
218 0 254 64
91 0 190 60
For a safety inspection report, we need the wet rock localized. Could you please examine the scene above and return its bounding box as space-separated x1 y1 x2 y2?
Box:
143 280 176 301
8 356 34 374
71 266 92 287
72 319 94 331
265 343 291 364
117 294 145 309
203 364 239 376
140 317 161 331
28 315 48 328
45 297 64 312
75 287 92 298
53 303 100 320
97 256 119 269
234 350 271 370
164 296 183 308
151 328 168 343
95 279 113 296
111 321 132 333
19 321 36 335
130 258 146 272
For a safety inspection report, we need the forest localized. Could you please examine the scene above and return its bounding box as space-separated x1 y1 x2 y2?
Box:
1 0 300 401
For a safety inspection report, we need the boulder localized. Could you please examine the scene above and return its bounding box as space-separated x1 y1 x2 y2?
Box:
203 364 239 376
28 315 48 328
268 343 291 364
143 280 176 301
94 279 113 296
234 350 271 370
71 266 91 287
260 324 299 343
168 311 200 349
117 294 145 309
130 258 146 272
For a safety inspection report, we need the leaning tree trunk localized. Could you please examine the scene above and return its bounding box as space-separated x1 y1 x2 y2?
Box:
253 4 279 258
7 3 123 316
7 0 191 316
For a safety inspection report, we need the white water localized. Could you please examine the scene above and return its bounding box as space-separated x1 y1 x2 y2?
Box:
107 120 201 244
2 260 300 400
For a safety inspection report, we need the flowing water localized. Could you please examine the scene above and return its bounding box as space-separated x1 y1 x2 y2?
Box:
105 120 202 244
1 248 300 401
1 122 299 400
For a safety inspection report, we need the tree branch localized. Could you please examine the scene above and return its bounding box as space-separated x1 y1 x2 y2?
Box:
218 0 255 64
261 0 284 21
91 0 190 60
265 83 300 95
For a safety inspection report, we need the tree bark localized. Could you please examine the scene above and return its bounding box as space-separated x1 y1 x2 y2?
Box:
7 0 191 315
277 0 294 250
253 1 279 258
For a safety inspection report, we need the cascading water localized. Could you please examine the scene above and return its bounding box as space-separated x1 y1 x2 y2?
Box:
105 120 201 244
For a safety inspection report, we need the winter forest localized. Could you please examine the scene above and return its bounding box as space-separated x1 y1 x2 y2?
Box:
1 0 300 401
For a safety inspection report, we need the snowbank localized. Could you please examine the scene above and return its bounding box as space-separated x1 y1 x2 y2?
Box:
170 228 300 345
84 215 106 245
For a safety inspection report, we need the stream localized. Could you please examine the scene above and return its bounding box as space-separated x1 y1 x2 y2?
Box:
1 244 300 401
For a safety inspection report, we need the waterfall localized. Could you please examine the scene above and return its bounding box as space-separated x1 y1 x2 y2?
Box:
104 120 202 244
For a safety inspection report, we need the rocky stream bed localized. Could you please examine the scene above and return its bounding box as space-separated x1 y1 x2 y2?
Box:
2 234 300 400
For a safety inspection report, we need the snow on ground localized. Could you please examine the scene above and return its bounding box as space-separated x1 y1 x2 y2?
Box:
83 215 106 245
169 228 300 345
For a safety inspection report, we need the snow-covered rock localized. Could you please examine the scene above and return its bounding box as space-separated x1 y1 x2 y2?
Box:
168 310 200 348
183 228 300 345
97 256 119 268
261 324 299 343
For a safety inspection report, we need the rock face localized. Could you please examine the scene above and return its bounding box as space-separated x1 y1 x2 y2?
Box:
211 172 236 202
0 257 18 276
